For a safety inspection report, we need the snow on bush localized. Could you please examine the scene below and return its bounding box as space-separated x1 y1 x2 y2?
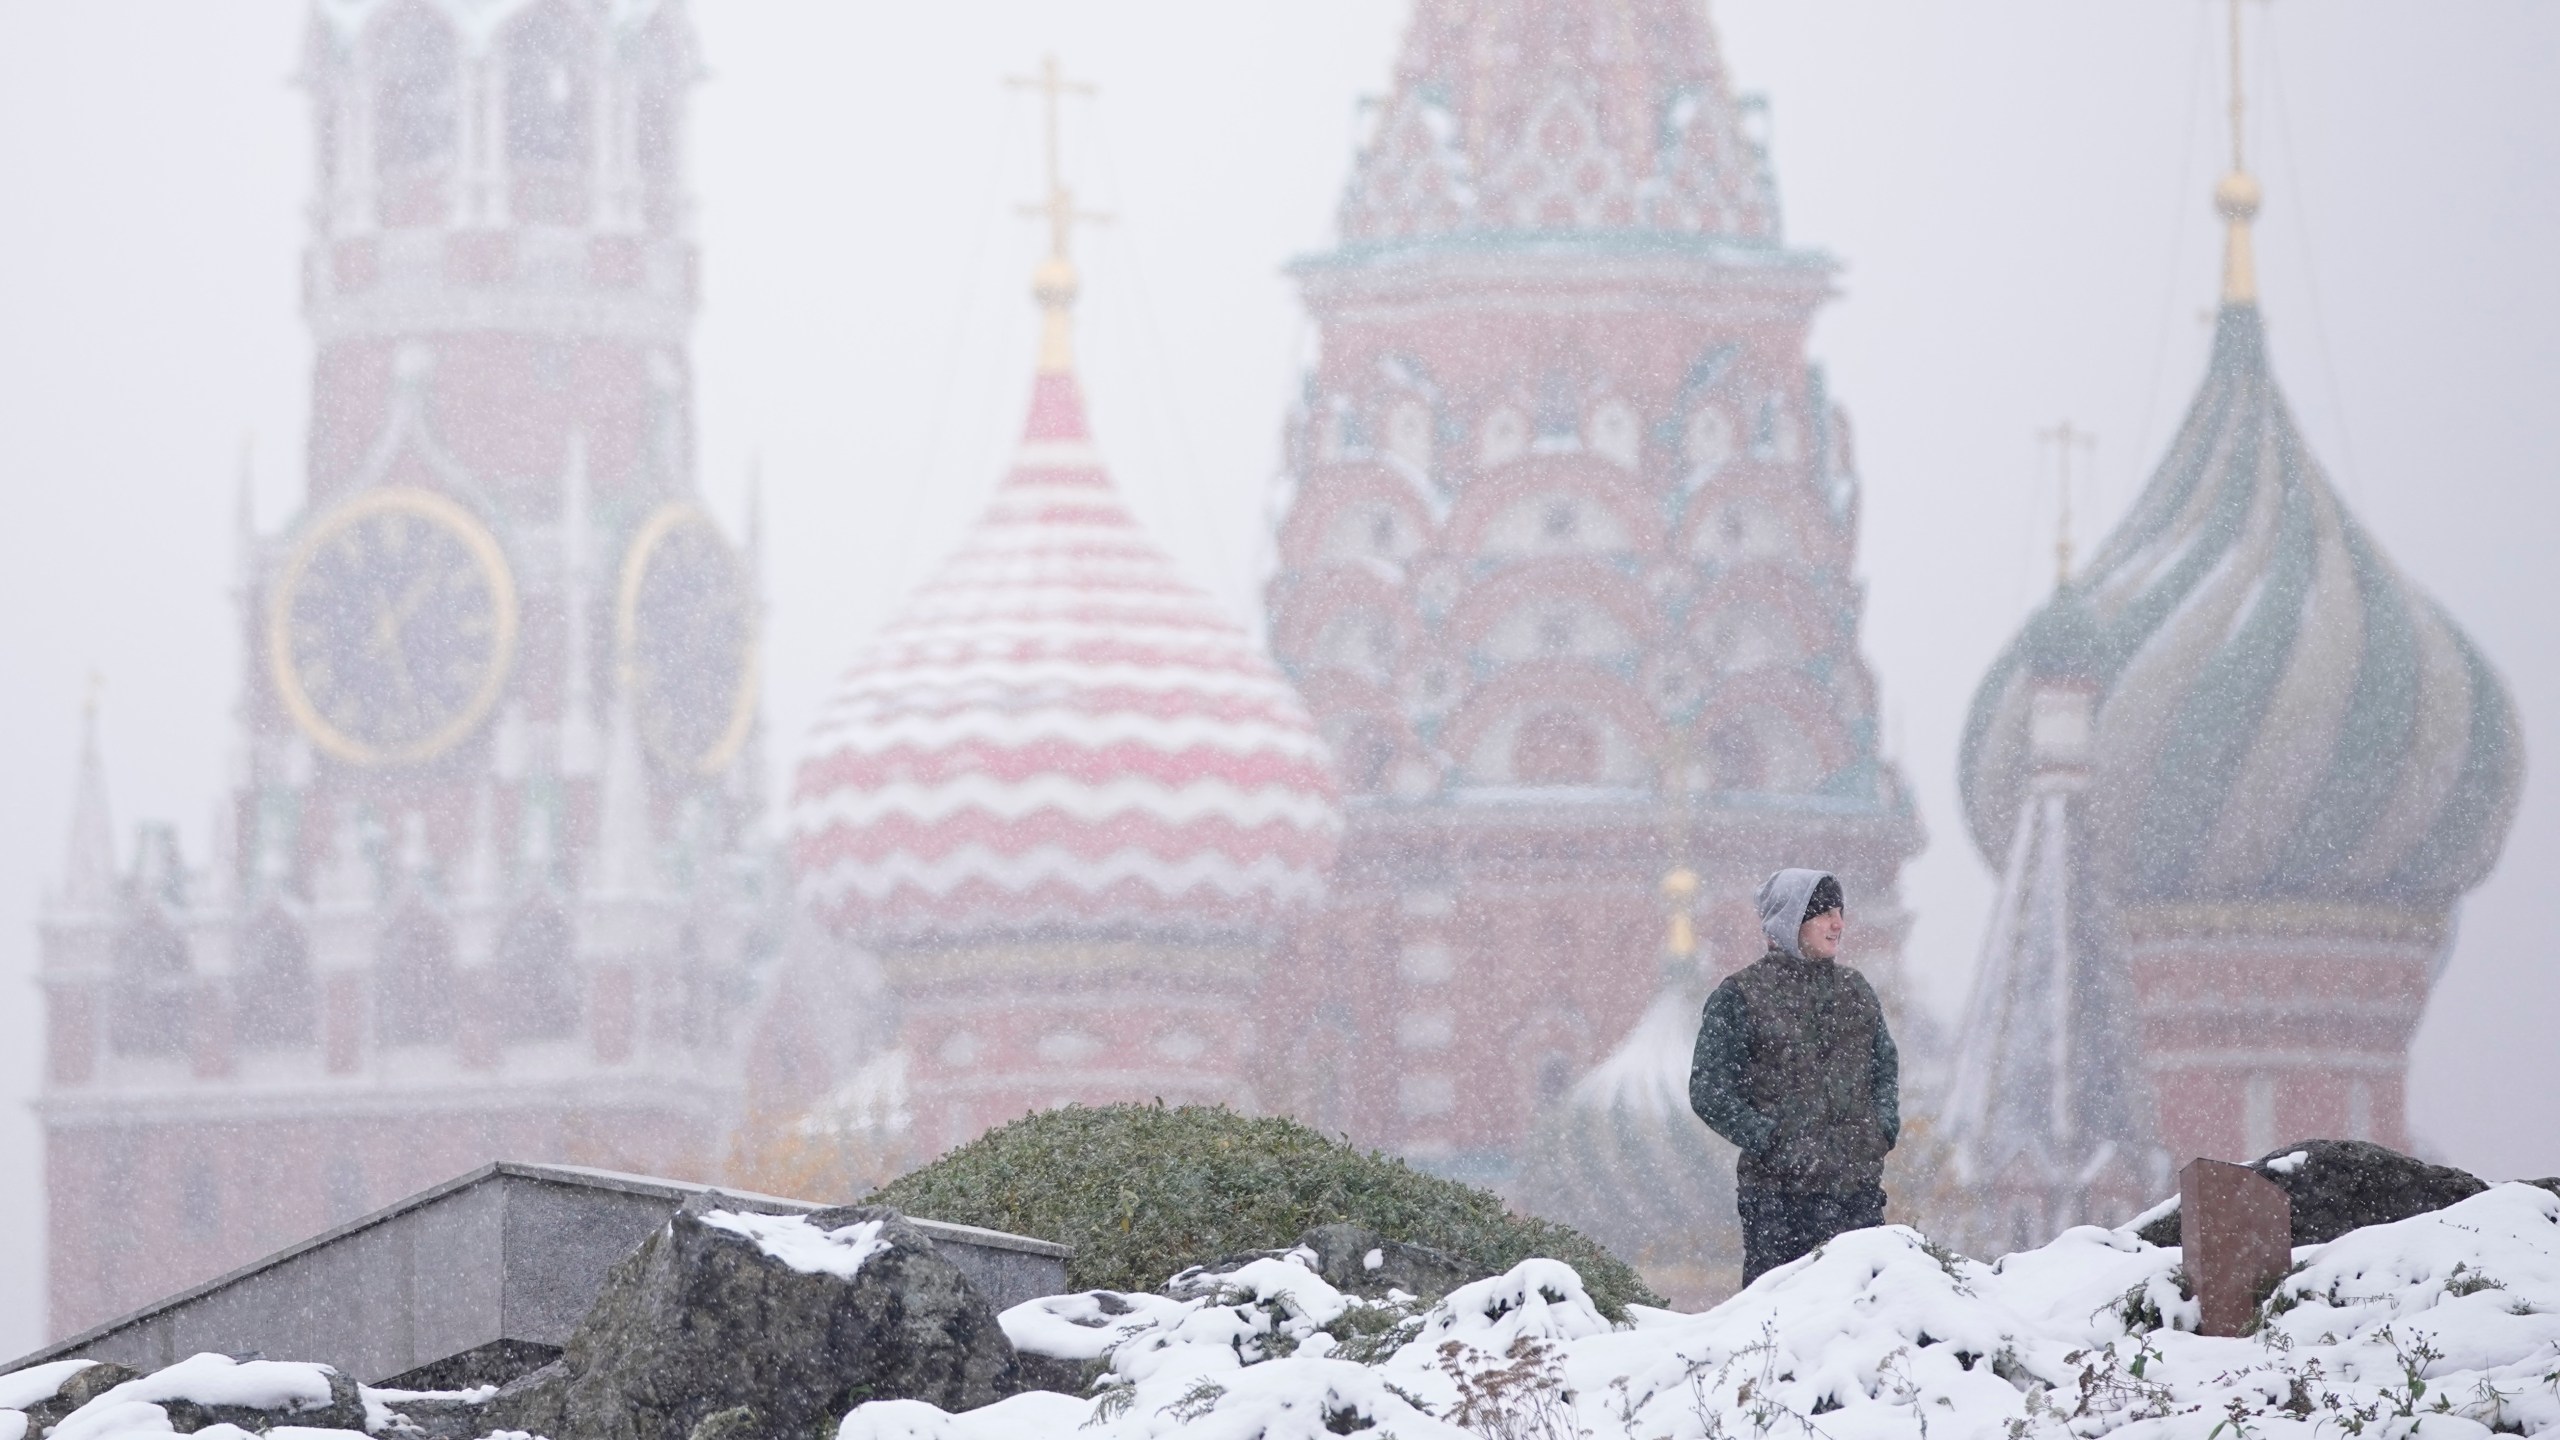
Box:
847 1182 2560 1439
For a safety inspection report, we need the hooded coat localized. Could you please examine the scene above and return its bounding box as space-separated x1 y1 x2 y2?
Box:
1688 869 1901 1194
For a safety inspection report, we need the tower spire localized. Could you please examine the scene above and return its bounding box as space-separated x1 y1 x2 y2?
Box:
2215 0 2263 306
61 675 116 910
1006 55 1104 374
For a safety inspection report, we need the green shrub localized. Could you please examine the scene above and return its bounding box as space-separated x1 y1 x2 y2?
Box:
868 1102 1661 1319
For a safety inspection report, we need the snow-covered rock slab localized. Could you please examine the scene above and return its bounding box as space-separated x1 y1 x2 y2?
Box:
861 1182 2560 1439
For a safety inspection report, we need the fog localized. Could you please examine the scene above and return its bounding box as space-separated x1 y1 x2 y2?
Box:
2 1 2553 1353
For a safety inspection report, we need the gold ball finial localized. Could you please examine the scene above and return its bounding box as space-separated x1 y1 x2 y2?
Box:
2214 170 2262 223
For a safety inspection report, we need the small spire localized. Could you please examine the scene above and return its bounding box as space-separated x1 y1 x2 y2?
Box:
60 676 117 910
1007 54 1106 374
2216 0 2263 306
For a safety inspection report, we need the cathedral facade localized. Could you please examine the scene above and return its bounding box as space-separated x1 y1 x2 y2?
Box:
37 0 772 1336
1260 0 1922 1232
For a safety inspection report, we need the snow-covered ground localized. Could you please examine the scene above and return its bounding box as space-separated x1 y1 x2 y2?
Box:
854 1182 2560 1440
7 1184 2556 1440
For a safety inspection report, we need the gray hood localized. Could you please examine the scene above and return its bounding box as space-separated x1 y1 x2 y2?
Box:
1755 868 1836 959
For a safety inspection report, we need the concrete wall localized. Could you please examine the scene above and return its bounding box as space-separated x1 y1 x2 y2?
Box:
6 1162 1070 1386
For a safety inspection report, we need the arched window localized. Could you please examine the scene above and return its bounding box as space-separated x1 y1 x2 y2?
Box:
376 906 456 1046
494 900 577 1042
234 910 316 1050
1512 710 1602 787
372 6 458 172
505 4 591 166
504 4 594 224
109 912 192 1057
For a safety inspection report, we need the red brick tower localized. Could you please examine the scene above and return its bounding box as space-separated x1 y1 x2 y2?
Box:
1261 0 1922 1195
1957 69 2522 1171
37 0 770 1338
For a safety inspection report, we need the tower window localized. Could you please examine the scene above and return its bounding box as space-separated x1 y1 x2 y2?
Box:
495 900 577 1042
372 8 458 170
505 6 592 166
109 912 192 1057
235 910 316 1050
376 906 457 1047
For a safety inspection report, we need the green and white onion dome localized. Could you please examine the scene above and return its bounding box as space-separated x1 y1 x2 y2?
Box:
1961 303 2521 913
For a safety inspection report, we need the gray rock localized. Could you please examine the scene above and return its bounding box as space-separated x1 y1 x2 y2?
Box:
2135 1141 2490 1248
160 1369 369 1435
1164 1223 1474 1306
18 1363 139 1435
1293 1224 1473 1303
27 1362 366 1437
492 1196 1017 1440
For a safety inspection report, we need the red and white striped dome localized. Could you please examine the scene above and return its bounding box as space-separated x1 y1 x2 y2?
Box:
789 368 1341 944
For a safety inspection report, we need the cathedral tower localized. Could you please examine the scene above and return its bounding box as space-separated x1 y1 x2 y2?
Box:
38 0 770 1338
1263 0 1921 1194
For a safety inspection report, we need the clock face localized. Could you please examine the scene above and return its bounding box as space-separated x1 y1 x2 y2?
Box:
268 489 518 766
618 502 757 775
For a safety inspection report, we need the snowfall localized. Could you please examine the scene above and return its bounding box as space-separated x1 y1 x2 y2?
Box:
7 1183 2558 1440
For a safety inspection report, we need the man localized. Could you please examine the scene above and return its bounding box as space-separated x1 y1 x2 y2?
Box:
1688 868 1900 1284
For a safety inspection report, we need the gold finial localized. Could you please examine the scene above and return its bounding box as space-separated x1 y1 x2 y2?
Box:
1006 55 1107 374
2037 421 2096 587
1661 867 1699 959
2216 0 2262 305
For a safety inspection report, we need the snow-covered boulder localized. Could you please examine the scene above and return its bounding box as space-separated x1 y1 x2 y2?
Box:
0 1355 367 1440
493 1198 1018 1440
853 1182 2560 1438
2137 1140 2491 1247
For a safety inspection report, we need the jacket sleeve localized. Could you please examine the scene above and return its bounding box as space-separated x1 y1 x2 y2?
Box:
1689 982 1774 1153
1870 984 1902 1148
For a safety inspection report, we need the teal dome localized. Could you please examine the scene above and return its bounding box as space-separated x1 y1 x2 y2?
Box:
1961 305 2522 912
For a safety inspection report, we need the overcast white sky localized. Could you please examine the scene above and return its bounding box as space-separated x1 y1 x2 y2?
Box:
1 2 2552 1351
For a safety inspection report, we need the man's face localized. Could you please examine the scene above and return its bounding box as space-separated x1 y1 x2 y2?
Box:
1798 909 1845 961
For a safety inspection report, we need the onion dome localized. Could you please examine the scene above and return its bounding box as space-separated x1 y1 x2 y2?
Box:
1962 265 2521 915
789 241 1340 946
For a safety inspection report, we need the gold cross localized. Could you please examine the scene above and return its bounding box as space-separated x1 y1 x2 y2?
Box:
1005 54 1108 268
2038 421 2097 586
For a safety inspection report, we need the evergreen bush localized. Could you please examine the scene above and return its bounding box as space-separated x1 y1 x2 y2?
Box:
868 1102 1661 1318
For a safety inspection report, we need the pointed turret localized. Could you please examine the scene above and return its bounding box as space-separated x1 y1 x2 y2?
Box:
1941 586 2164 1254
58 685 117 912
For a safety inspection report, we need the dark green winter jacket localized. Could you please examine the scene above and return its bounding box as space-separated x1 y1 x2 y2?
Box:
1689 949 1901 1194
